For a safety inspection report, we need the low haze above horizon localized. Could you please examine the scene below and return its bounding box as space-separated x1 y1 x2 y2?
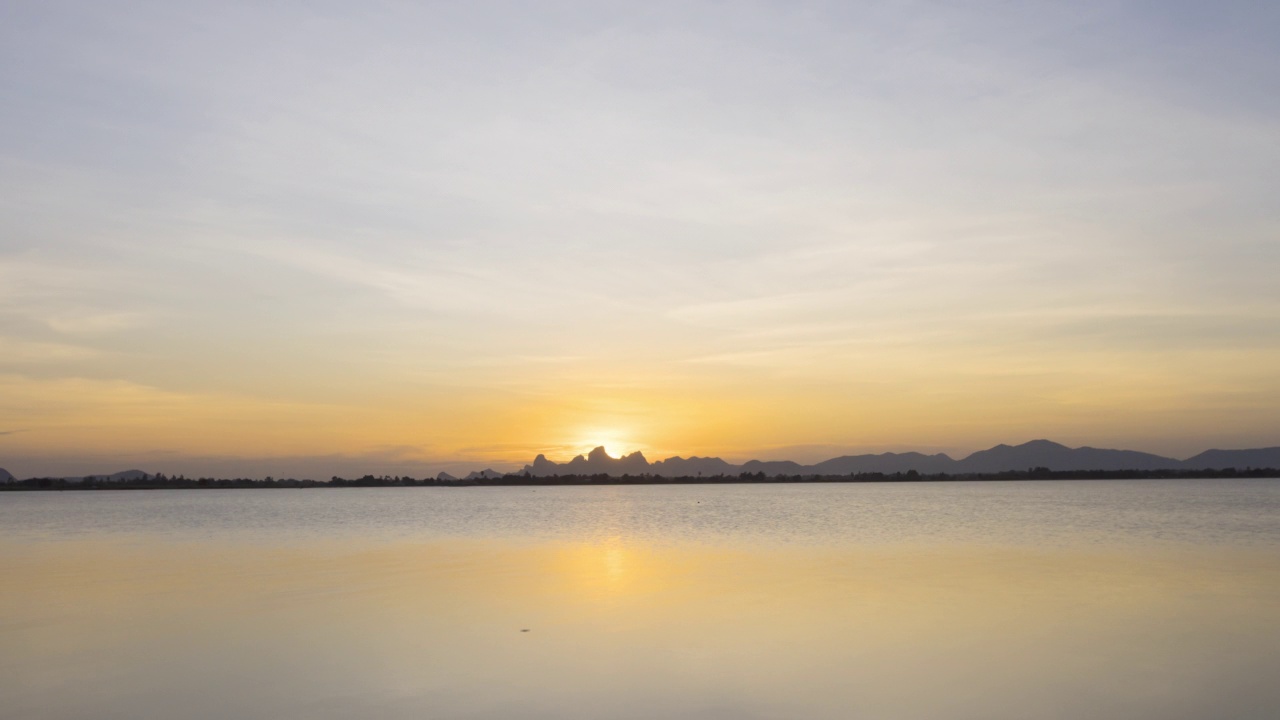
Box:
3 1 1279 479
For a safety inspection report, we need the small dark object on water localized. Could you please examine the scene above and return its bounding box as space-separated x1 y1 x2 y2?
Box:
521 629 530 632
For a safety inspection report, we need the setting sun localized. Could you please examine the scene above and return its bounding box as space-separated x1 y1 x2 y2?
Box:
575 429 643 459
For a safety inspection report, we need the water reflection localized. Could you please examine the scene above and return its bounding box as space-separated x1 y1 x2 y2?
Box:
3 535 1278 720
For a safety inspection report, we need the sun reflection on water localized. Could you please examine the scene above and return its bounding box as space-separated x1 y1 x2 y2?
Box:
3 534 1280 720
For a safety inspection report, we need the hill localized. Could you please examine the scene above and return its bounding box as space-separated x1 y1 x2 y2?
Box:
517 440 1274 478
1183 447 1280 470
956 440 1178 472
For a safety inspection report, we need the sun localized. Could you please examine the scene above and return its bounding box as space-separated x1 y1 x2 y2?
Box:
576 428 641 458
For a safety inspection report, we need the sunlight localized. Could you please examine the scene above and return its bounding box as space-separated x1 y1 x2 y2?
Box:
552 538 659 599
576 428 641 458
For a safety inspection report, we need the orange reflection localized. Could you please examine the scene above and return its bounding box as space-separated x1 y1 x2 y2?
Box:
549 538 661 600
4 537 1280 720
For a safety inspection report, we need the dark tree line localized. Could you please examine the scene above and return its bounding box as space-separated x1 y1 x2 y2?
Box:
3 466 1278 490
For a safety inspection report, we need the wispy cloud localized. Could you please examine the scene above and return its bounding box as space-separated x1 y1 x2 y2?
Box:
45 311 150 335
0 337 102 364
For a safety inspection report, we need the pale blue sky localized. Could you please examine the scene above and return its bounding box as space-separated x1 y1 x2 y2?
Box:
2 1 1278 477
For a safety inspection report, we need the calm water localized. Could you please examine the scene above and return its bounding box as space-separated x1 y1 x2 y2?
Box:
2 480 1279 719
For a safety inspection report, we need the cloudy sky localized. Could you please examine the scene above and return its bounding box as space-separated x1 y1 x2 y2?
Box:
2 1 1278 478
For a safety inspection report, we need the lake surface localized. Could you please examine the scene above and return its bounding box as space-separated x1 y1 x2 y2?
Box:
3 480 1279 719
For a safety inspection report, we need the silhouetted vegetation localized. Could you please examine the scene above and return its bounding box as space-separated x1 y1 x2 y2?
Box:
2 467 1277 491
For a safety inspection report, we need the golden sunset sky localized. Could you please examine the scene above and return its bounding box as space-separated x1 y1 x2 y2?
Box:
2 2 1278 477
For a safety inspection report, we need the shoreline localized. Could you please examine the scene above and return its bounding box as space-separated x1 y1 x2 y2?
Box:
3 468 1278 490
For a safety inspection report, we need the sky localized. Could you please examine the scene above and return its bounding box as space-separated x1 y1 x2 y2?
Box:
2 1 1279 478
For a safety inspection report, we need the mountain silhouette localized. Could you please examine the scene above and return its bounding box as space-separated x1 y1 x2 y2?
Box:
38 470 154 483
1 469 155 483
86 470 151 482
738 459 807 476
811 451 957 475
955 440 1176 472
1182 447 1280 470
652 455 738 477
530 448 652 476
518 440 1277 478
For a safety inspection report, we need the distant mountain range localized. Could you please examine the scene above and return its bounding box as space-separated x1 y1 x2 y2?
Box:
520 440 1280 478
1 469 150 483
438 469 506 481
80 470 151 482
4 442 1279 483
